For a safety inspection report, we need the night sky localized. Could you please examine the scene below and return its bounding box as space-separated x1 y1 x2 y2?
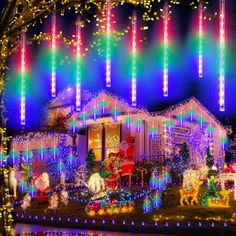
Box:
2 0 236 133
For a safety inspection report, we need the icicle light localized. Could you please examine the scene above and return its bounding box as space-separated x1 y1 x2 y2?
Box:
106 0 111 87
51 12 56 98
20 32 26 126
76 18 82 111
163 2 169 97
198 0 203 78
131 12 137 107
219 0 225 111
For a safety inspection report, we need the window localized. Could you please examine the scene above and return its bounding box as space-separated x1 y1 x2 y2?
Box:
105 123 120 158
88 124 102 161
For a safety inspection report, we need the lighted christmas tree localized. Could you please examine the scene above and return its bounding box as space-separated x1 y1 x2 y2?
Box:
48 192 59 213
87 149 96 177
201 176 220 207
179 142 190 164
60 188 69 207
47 135 79 182
21 193 31 212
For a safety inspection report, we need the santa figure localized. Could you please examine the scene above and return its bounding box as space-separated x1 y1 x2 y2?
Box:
118 136 136 176
33 172 50 203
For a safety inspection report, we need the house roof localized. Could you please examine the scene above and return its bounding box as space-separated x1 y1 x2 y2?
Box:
155 96 226 129
47 86 226 130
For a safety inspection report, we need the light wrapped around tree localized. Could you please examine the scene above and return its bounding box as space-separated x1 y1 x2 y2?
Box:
47 135 80 182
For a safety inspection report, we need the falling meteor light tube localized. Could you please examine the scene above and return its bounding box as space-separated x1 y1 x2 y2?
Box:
163 2 169 97
51 13 56 98
106 0 111 87
219 0 225 112
20 32 26 126
131 12 137 107
76 18 82 111
198 0 203 78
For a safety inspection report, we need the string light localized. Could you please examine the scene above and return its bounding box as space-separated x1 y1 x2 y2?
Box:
76 18 82 111
198 0 203 78
106 0 111 87
163 2 169 97
131 12 137 106
219 0 225 112
51 12 57 98
20 32 26 126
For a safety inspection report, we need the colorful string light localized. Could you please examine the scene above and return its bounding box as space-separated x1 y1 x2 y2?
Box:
163 2 169 97
198 0 203 78
131 12 137 106
20 32 26 126
219 0 225 112
51 12 57 98
106 0 111 87
76 18 82 111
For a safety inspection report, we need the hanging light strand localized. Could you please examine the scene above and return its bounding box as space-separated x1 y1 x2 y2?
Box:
131 12 137 107
163 2 169 97
106 0 111 87
219 0 225 112
20 32 26 126
76 18 82 111
198 0 203 78
51 12 56 98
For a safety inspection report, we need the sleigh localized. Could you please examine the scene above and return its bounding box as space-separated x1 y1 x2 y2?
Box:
35 187 50 203
121 160 135 176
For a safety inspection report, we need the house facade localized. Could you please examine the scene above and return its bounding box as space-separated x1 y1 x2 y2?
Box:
11 88 228 170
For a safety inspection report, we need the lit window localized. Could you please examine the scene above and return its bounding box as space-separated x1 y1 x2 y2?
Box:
105 123 120 158
88 124 102 161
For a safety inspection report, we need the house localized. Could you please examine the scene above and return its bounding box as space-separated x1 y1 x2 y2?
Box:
11 87 227 170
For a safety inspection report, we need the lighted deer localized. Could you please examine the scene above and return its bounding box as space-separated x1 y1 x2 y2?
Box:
9 167 18 199
179 180 203 206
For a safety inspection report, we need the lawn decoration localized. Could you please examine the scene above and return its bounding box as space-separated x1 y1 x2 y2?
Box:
153 190 162 209
60 187 68 207
9 167 18 199
182 169 200 193
179 180 203 206
99 152 121 188
162 167 171 185
88 173 106 194
75 165 87 187
224 162 236 173
118 136 135 176
143 195 152 214
201 176 219 207
33 172 50 203
21 193 31 212
208 189 233 207
48 192 59 213
149 168 159 190
136 165 148 188
85 189 134 216
201 175 233 207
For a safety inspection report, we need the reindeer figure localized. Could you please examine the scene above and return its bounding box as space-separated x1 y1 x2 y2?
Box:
179 180 203 206
9 167 18 199
219 189 232 207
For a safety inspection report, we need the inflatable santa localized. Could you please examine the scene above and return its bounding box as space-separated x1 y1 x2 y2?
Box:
33 172 50 203
118 136 136 176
